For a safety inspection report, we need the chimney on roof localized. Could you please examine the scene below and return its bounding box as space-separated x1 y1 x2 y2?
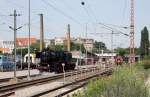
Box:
40 14 44 51
67 24 71 52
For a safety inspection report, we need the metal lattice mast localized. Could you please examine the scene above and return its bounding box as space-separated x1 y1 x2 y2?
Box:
129 0 135 64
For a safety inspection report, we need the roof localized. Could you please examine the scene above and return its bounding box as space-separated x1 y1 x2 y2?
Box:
16 37 37 47
0 48 11 52
95 53 117 57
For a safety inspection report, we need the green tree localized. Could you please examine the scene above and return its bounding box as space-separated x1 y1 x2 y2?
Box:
49 42 86 52
71 42 85 52
114 47 140 56
30 42 40 52
92 41 107 53
115 48 127 56
12 42 40 57
140 27 149 58
53 45 67 51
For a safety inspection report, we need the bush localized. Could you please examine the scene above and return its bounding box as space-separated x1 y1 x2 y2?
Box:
74 66 149 97
141 60 150 69
141 56 150 69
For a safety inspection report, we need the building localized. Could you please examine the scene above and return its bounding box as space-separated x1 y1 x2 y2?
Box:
46 37 94 51
96 53 117 63
71 51 83 59
74 38 94 51
44 39 55 47
16 37 37 47
0 37 37 53
0 40 14 53
54 37 67 45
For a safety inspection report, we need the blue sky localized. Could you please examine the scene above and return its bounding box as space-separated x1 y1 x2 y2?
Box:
0 0 149 49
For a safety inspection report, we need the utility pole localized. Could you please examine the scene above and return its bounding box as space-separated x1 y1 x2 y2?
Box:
27 0 31 80
129 0 135 64
111 31 114 65
9 10 21 82
79 36 82 66
40 14 44 51
85 23 88 65
67 24 71 52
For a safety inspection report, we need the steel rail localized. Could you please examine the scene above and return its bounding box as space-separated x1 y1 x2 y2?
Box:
0 91 15 97
0 67 98 95
0 74 40 83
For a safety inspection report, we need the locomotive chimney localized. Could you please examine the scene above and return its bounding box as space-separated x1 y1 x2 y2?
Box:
40 14 44 51
67 24 71 52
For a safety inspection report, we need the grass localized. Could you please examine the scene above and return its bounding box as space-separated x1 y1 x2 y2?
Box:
73 65 149 97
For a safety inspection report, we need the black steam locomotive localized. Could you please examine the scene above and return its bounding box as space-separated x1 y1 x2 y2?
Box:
36 48 76 73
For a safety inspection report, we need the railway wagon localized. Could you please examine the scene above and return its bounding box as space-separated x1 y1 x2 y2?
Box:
36 48 76 73
0 54 14 71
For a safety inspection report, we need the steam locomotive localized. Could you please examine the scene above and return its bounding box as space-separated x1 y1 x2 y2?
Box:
36 48 76 73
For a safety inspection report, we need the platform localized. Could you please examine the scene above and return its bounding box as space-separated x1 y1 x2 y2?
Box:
0 69 40 79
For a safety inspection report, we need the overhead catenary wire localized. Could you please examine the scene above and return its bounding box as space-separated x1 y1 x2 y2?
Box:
99 22 129 36
40 0 94 33
80 0 95 24
58 0 75 12
57 0 86 22
99 23 129 30
2 0 47 24
4 0 27 10
80 0 98 37
4 0 43 13
0 13 40 32
81 0 97 22
121 0 128 24
3 0 94 34
41 0 81 25
0 14 13 24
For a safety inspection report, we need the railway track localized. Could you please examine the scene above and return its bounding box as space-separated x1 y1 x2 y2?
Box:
0 67 101 96
0 74 40 84
29 68 113 97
